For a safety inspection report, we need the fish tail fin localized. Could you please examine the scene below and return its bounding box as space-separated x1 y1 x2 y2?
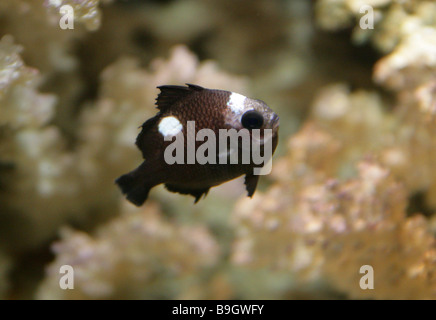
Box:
115 162 153 206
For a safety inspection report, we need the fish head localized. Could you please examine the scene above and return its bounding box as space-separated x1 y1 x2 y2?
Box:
225 92 279 151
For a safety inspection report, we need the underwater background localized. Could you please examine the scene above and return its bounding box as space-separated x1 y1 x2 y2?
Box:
1 0 436 299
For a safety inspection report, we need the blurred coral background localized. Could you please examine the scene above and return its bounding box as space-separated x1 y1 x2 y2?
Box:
1 0 436 299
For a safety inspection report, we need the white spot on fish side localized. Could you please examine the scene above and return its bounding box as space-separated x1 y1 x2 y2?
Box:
227 92 246 113
158 116 183 137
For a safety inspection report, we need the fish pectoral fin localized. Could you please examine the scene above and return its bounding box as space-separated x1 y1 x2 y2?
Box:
135 116 159 158
164 183 210 203
244 173 259 197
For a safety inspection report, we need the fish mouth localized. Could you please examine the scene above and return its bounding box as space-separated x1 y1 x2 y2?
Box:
246 114 279 145
271 114 279 131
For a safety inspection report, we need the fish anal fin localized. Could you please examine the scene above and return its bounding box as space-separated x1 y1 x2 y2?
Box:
164 183 210 203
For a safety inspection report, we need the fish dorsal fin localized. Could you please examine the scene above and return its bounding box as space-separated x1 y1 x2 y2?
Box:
155 84 204 112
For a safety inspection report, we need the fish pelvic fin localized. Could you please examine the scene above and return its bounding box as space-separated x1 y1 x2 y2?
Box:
244 172 259 198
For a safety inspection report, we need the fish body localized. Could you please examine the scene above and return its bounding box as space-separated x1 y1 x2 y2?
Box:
116 84 279 206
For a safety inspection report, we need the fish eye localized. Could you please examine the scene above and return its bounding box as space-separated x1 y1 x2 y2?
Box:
241 110 264 130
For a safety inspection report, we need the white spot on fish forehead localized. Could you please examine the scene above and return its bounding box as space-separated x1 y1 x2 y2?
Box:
227 92 247 113
158 116 183 137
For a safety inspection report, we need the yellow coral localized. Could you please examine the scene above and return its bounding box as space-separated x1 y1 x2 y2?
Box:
233 152 436 298
0 35 80 252
36 203 220 299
